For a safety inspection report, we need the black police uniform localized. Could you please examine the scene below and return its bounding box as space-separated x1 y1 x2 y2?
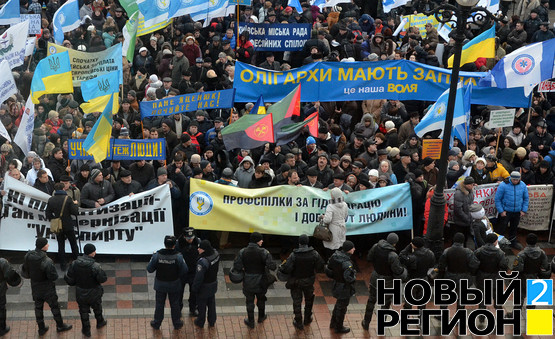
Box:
399 243 435 310
363 240 407 328
0 258 20 336
232 242 277 327
147 247 188 329
192 249 220 327
280 244 325 328
177 233 201 315
21 248 70 334
325 250 356 332
438 242 480 310
512 243 549 311
474 242 508 312
64 255 108 335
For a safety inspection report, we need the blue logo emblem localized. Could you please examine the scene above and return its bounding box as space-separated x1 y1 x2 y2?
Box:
512 54 535 76
190 192 213 216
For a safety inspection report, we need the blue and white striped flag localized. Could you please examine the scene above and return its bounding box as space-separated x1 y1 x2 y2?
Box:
479 39 555 96
0 0 20 25
288 0 302 13
383 0 409 13
52 0 81 44
137 0 172 27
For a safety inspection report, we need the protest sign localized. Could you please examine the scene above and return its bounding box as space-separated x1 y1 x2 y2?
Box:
538 80 555 92
139 89 235 119
401 13 440 37
68 138 166 160
230 0 251 4
445 183 498 222
422 139 442 159
47 43 123 86
19 14 41 35
233 60 529 107
520 185 553 231
488 109 516 129
0 21 29 69
189 179 413 235
238 23 311 51
0 176 173 254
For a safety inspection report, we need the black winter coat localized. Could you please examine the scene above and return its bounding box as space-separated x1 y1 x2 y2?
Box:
45 191 79 231
64 255 107 303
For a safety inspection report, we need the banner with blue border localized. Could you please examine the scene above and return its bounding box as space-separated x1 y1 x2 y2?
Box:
68 138 166 160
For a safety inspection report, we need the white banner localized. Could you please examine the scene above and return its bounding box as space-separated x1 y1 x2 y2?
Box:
18 14 41 35
520 184 553 231
13 96 35 155
446 183 552 231
0 60 17 104
538 80 555 92
0 176 174 254
25 37 35 57
0 20 30 69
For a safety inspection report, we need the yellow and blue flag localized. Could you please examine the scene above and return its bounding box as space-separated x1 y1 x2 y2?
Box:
250 95 266 115
81 72 120 162
80 71 120 114
30 51 73 104
448 24 495 68
82 93 118 163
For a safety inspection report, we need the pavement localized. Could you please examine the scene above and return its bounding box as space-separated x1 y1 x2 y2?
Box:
1 228 554 338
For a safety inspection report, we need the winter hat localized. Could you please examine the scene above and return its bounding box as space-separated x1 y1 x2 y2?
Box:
522 160 531 170
90 168 101 181
358 179 371 188
80 164 91 172
529 151 539 159
463 150 476 161
453 232 465 244
120 169 131 177
526 233 538 245
299 234 309 246
387 233 399 245
411 237 425 248
510 171 521 179
515 147 527 158
35 237 48 250
485 233 498 244
342 240 355 252
190 154 201 164
369 169 379 177
451 147 461 156
385 121 395 130
469 203 485 220
422 157 434 167
157 167 167 176
199 239 214 254
448 160 458 170
463 176 475 185
413 169 424 178
340 154 352 163
222 168 233 179
164 235 176 248
539 160 550 169
250 232 263 243
84 243 96 255
306 136 316 145
200 160 210 170
388 147 400 158
475 157 486 166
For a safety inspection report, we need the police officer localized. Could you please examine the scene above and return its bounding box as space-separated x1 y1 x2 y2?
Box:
147 235 188 330
21 237 73 336
64 244 107 337
0 257 21 336
232 232 277 329
325 240 357 334
399 236 435 314
363 233 407 331
177 227 201 316
192 240 220 328
509 233 550 318
438 232 480 312
474 233 508 322
279 234 325 330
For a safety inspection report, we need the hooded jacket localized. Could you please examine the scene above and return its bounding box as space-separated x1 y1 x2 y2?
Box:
323 188 349 250
453 183 474 227
80 175 115 208
367 240 407 283
234 156 255 188
64 255 107 302
513 244 549 279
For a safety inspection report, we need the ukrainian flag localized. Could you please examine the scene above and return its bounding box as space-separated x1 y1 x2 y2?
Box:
83 93 118 163
250 95 266 115
448 24 496 68
30 51 73 104
80 72 120 114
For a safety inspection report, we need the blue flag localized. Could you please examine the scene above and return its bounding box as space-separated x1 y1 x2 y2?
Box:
288 0 302 13
479 39 555 96
81 72 120 102
137 0 172 27
414 82 470 140
0 0 19 25
52 0 80 44
452 83 472 145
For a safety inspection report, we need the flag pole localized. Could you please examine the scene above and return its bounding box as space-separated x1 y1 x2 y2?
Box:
525 93 534 137
494 128 501 156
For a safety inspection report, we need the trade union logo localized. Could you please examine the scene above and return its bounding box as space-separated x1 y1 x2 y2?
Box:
58 12 65 25
49 46 57 55
434 102 446 118
254 123 269 138
190 191 213 216
155 0 170 11
512 54 535 75
209 0 221 8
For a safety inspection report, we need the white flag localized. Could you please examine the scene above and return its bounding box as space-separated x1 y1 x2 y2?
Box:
0 20 29 69
25 37 35 57
13 96 35 155
0 60 17 105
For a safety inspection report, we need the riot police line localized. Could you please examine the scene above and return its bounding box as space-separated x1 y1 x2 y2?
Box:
1 229 555 336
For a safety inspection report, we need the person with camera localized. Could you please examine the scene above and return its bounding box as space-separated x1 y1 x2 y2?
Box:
278 234 325 330
45 182 80 270
232 232 277 329
0 257 21 336
147 235 188 330
64 244 107 337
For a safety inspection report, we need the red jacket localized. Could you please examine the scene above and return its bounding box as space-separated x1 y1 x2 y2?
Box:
423 188 449 236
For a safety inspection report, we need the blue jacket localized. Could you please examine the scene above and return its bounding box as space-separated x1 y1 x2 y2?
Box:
495 179 529 213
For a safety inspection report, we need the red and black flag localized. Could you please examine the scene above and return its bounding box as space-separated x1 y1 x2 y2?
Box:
221 113 275 150
267 84 301 133
276 112 319 145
